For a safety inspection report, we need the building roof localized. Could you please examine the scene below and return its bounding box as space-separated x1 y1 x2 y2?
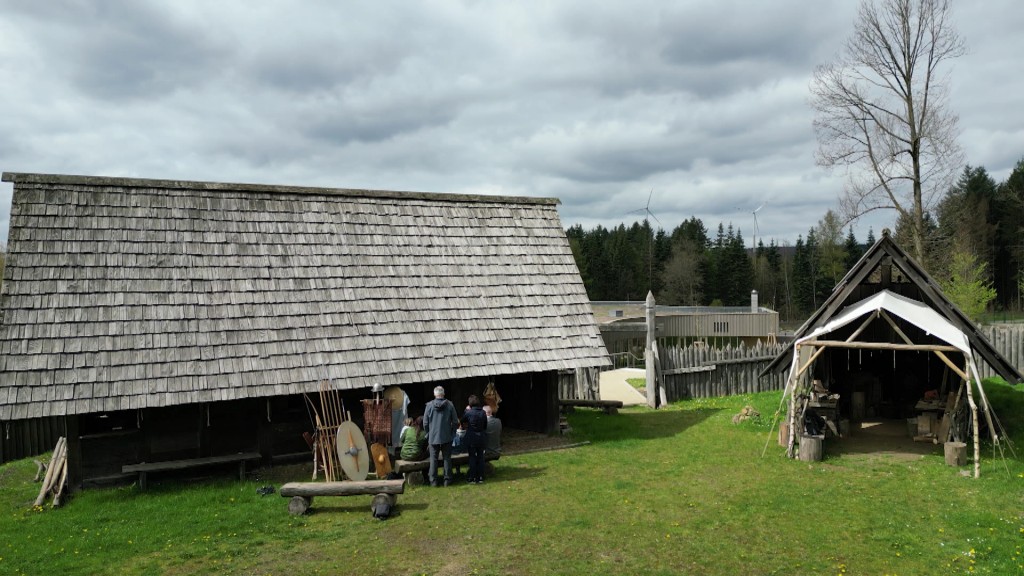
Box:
0 172 610 420
796 289 971 355
762 230 1022 383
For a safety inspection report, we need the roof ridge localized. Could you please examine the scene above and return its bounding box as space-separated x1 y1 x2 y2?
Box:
1 172 559 207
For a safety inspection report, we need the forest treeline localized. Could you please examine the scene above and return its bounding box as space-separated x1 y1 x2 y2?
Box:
567 159 1024 322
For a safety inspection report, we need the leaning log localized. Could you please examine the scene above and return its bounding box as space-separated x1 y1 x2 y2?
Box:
52 458 69 507
32 460 47 483
34 437 66 507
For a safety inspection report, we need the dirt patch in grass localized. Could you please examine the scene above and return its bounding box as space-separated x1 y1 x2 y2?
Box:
827 419 941 462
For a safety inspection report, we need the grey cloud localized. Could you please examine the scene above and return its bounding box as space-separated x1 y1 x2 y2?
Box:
0 0 1020 248
8 0 227 101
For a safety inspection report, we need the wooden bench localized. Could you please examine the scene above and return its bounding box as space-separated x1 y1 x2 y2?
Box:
393 448 497 479
280 479 406 515
559 399 624 414
122 452 261 491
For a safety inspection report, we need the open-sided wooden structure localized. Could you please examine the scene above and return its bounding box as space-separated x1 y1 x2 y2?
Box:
0 172 610 486
763 230 1020 476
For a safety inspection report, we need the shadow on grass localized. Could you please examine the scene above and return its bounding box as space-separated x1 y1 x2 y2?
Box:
568 406 721 444
304 466 547 517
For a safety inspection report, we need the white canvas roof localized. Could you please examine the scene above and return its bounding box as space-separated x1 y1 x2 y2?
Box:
796 289 972 355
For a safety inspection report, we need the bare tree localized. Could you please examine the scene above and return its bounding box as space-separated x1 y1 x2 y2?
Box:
811 0 965 264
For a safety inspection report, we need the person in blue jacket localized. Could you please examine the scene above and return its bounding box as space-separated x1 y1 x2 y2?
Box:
423 386 457 487
463 394 488 484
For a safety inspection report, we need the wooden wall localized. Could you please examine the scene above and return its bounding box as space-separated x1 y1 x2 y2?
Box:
659 342 787 401
0 416 65 464
977 324 1024 381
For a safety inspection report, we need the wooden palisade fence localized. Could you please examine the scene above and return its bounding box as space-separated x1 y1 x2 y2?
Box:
976 324 1024 380
659 341 787 401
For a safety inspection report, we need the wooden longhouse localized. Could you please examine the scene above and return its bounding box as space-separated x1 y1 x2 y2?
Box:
0 172 610 486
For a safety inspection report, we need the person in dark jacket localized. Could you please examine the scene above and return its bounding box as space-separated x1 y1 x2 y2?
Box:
423 386 457 487
463 394 488 484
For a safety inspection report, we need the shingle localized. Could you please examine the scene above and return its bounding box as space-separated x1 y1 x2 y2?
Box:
0 174 608 418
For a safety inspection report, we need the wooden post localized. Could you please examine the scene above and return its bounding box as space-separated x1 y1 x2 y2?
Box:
288 496 312 515
645 291 657 409
64 416 81 492
943 442 967 466
963 372 981 478
798 434 823 462
370 493 396 512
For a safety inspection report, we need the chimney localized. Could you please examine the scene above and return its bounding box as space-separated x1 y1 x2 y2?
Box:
751 290 758 313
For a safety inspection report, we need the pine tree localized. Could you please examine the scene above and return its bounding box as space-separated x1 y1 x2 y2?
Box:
843 226 862 272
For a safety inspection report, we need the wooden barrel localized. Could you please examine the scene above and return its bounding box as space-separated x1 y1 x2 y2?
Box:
798 434 824 462
944 442 967 467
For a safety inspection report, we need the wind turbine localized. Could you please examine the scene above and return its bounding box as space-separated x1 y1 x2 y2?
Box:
629 189 663 228
627 190 663 296
751 203 765 251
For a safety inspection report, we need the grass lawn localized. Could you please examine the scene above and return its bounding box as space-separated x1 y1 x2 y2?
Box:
2 381 1023 575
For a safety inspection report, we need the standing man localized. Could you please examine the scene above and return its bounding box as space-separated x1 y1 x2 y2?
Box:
423 386 457 487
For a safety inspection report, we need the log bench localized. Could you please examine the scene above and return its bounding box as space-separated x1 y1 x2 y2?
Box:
559 398 624 414
280 479 406 515
394 452 500 484
122 452 262 491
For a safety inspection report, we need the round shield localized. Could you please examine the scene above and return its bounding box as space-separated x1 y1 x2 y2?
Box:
337 420 370 481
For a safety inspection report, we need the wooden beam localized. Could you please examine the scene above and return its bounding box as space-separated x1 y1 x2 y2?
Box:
793 346 827 380
846 310 879 343
933 351 968 381
798 340 960 352
663 365 715 375
878 310 913 345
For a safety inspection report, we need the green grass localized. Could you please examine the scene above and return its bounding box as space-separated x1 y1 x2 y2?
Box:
627 377 645 390
2 381 1023 575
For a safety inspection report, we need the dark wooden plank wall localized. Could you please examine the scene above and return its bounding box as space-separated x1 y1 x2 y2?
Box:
0 416 66 463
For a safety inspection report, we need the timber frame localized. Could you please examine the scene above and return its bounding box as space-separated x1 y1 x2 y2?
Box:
762 229 1022 384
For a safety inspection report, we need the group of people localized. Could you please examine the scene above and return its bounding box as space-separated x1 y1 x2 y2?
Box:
400 385 502 487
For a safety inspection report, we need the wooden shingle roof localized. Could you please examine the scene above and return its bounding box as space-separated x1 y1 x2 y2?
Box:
0 172 610 420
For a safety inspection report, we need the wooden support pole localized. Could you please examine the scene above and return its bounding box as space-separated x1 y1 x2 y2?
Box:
963 376 981 478
793 345 825 380
933 351 969 381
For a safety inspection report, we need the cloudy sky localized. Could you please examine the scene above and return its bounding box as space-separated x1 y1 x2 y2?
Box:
1 1 1022 247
